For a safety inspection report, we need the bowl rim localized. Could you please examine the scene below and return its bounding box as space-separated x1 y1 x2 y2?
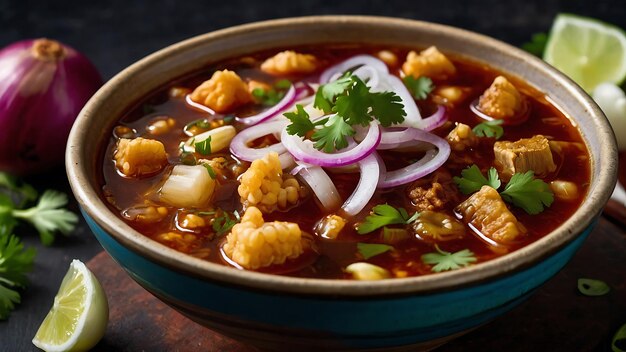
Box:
66 15 617 297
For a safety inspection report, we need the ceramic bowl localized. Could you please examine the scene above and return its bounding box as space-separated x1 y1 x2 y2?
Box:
66 16 617 351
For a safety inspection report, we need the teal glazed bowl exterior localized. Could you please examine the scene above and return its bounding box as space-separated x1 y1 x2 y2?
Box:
66 16 617 351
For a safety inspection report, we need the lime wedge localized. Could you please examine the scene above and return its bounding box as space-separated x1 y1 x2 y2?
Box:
543 14 626 92
32 260 108 352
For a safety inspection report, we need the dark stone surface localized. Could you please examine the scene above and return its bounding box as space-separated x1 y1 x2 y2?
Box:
1 0 625 351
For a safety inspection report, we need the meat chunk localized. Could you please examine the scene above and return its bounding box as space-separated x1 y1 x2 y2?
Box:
402 46 456 80
455 186 526 243
494 135 556 180
260 51 318 76
477 76 524 120
446 123 478 152
190 70 252 113
222 206 303 269
407 170 457 212
114 137 168 177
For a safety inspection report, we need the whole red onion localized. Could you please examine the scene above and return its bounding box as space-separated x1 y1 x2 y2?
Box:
0 38 102 175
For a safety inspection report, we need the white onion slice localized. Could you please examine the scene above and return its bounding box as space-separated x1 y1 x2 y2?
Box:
378 106 447 149
294 162 342 212
319 55 389 84
280 119 381 167
341 153 381 216
229 119 288 162
378 129 451 188
185 94 216 115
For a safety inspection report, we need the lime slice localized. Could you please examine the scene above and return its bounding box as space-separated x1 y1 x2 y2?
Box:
543 14 626 92
32 260 108 352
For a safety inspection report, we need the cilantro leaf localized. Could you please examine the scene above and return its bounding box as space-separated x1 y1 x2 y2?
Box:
333 76 371 126
500 171 554 214
521 32 548 57
421 245 477 272
357 243 393 260
0 173 37 207
0 234 36 319
212 210 239 236
194 136 212 155
202 163 217 179
472 119 504 139
314 74 353 113
453 165 501 194
403 76 434 100
357 204 418 234
369 91 406 127
312 115 355 152
252 80 292 106
12 190 79 245
285 105 315 137
577 278 610 297
0 194 17 238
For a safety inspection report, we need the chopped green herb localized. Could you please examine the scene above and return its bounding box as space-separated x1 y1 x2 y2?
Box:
194 136 212 155
577 278 610 296
500 171 554 215
274 79 292 89
421 245 477 272
472 119 504 139
0 173 37 207
184 119 211 135
357 243 394 260
312 115 355 152
202 163 217 179
253 80 292 106
521 32 549 57
314 73 353 113
403 76 434 100
196 211 216 216
357 204 418 234
612 323 626 352
284 104 327 137
212 211 239 236
453 165 501 195
0 234 36 320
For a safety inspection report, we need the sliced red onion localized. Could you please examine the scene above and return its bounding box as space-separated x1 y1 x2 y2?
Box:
378 106 447 149
229 119 288 161
235 84 296 125
378 129 451 188
186 94 216 115
293 162 342 212
280 119 381 167
319 55 389 83
341 153 381 216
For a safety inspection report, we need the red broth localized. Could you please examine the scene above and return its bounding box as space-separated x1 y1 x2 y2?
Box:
100 45 590 279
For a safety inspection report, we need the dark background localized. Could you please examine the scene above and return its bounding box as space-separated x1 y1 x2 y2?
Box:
1 0 626 351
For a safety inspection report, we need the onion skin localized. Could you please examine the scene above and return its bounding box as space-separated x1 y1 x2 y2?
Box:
0 38 102 175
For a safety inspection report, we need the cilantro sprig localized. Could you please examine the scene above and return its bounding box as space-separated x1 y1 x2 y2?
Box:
472 119 504 139
252 79 292 106
403 76 434 100
421 245 477 272
212 210 240 236
0 234 35 320
453 165 554 214
357 204 419 234
357 243 393 260
285 73 406 152
194 136 212 155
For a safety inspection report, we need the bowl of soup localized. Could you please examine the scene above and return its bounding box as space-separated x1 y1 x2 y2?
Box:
66 16 617 351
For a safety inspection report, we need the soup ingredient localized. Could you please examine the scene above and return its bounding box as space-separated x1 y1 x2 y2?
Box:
403 76 434 100
159 165 216 208
577 278 610 296
453 165 501 194
190 70 252 113
314 214 346 239
421 245 476 272
494 135 556 180
212 210 239 236
477 76 525 120
412 211 465 241
357 243 393 259
472 119 504 139
402 46 456 80
550 180 579 201
222 206 303 269
251 79 292 106
356 204 418 234
613 323 626 352
0 39 102 175
543 14 626 92
345 262 391 280
114 138 168 177
238 152 305 212
446 123 479 151
593 82 626 150
184 125 236 154
260 50 318 76
32 260 108 352
0 234 35 320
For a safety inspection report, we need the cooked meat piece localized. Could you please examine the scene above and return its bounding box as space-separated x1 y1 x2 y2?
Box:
455 186 526 243
494 134 556 180
407 170 458 212
114 137 168 177
190 70 252 113
477 76 524 120
260 51 318 76
402 46 456 80
446 123 479 152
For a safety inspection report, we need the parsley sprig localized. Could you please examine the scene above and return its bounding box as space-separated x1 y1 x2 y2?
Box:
403 76 434 100
357 204 419 234
0 234 35 320
285 73 406 152
421 245 477 272
453 164 554 214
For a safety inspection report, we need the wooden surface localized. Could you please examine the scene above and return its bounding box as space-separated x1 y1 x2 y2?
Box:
86 215 626 352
